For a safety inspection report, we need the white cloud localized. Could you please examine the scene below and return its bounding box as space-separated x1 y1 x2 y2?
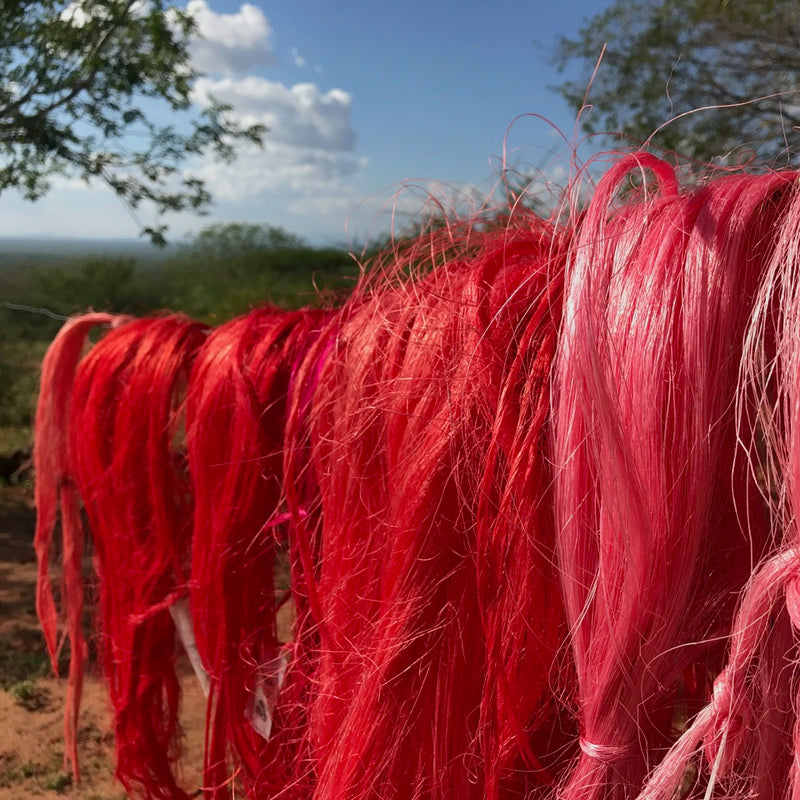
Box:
184 0 274 76
192 76 356 152
181 6 362 214
44 2 368 242
60 2 91 26
63 1 273 77
291 47 307 68
286 193 360 218
290 47 324 75
191 141 367 200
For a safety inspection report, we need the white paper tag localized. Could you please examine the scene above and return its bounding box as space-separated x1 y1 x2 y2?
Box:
169 596 211 697
246 653 288 741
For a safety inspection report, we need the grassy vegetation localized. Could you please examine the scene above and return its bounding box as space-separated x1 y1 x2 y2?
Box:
0 751 68 792
0 223 364 456
8 678 51 711
0 628 56 689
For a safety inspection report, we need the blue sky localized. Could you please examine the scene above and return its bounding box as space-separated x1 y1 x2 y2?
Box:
0 1 612 246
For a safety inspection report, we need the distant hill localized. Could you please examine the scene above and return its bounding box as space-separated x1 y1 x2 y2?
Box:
0 237 176 269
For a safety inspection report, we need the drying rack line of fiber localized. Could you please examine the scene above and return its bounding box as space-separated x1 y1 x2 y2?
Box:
34 152 800 799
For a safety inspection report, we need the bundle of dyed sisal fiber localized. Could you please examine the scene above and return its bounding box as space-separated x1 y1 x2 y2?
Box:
33 152 800 799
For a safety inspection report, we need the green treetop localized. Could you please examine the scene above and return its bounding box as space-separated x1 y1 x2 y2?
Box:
0 0 265 243
554 0 800 165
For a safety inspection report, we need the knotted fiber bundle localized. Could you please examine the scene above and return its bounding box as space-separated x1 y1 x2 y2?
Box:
294 214 570 800
186 305 328 798
635 167 800 800
553 154 797 800
69 314 208 799
33 312 129 778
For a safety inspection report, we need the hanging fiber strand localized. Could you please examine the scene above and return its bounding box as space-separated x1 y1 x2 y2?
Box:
69 314 208 799
553 155 795 800
33 312 130 779
186 305 327 798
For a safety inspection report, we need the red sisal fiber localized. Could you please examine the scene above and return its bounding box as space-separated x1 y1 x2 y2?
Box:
296 216 570 800
68 314 208 799
185 305 327 798
33 312 129 778
471 233 571 796
553 155 796 800
278 309 344 799
298 281 422 799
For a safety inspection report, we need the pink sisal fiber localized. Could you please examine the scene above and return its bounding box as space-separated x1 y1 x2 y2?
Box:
292 216 571 800
635 171 800 800
33 312 130 779
68 314 208 800
553 155 796 800
185 305 327 799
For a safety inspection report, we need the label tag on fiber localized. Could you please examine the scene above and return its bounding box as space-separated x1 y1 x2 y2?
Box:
246 653 288 741
169 596 211 697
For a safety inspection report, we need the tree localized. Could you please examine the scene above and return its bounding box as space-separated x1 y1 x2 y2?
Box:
0 0 265 244
554 0 800 165
164 222 356 317
184 222 306 261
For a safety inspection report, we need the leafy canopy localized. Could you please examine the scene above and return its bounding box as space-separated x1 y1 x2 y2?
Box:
0 0 265 243
554 0 800 165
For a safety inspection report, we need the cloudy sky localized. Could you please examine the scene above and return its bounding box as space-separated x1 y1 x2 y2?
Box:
0 0 611 246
